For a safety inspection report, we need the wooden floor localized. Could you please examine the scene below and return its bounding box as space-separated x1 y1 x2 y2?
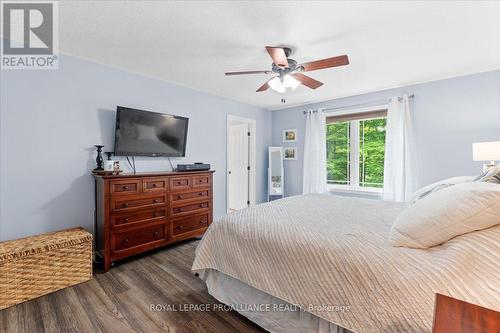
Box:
0 240 266 333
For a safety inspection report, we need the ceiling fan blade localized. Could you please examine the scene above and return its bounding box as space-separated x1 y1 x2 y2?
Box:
292 73 323 89
300 55 349 72
265 46 289 68
256 80 271 92
225 70 272 76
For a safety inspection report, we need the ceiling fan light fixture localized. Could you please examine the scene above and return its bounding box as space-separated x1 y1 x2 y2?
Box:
225 46 348 94
283 74 301 90
268 76 286 93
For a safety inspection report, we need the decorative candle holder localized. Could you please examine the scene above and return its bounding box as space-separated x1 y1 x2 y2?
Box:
104 152 114 171
93 145 104 171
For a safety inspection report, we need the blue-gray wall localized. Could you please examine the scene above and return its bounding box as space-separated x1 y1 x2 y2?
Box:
1 56 499 241
272 70 500 197
0 55 272 241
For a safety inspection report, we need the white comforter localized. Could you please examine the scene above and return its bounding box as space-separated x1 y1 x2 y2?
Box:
192 194 500 333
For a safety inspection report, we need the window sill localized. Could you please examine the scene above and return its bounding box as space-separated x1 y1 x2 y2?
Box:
327 185 383 197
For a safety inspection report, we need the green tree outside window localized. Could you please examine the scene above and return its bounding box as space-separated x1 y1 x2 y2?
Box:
326 118 386 188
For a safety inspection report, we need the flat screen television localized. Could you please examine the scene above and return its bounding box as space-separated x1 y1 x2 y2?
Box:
114 106 189 157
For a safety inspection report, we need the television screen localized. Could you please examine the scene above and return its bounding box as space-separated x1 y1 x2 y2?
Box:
114 106 189 157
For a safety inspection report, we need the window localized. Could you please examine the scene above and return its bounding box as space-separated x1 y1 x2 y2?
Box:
326 109 387 192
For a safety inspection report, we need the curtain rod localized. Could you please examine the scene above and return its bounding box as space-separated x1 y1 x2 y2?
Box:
303 94 415 114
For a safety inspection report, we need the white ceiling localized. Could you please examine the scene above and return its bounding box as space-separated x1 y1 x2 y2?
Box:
55 1 500 110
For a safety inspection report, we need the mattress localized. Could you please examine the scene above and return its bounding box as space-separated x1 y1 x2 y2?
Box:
200 268 352 333
192 194 500 332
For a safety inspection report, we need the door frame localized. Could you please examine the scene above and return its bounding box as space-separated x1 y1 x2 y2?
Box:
226 114 256 213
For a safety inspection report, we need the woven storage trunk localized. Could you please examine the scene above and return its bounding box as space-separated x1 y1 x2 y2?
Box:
0 227 92 310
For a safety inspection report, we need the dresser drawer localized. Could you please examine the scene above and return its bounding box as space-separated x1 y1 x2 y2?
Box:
143 177 168 193
172 213 209 236
192 174 211 188
171 201 209 216
170 176 191 192
110 179 142 196
171 189 210 204
111 209 167 228
111 194 167 212
113 224 166 252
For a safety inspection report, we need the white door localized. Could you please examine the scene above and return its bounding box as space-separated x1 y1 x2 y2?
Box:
228 124 249 211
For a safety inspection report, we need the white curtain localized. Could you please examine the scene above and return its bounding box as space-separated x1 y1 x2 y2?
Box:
303 109 327 194
383 94 417 202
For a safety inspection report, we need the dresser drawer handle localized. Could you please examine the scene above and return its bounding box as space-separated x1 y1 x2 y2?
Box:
153 199 159 203
199 192 204 196
178 208 184 212
154 231 159 236
124 218 129 222
177 181 182 185
177 195 182 199
178 225 184 230
200 219 206 224
199 204 206 208
122 186 129 190
122 203 129 207
153 212 160 217
152 183 158 187
124 238 129 243
198 179 203 183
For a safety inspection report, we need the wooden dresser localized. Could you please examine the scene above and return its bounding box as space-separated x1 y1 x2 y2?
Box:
94 170 214 271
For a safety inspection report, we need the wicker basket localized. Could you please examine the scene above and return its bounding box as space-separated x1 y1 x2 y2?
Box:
0 227 92 310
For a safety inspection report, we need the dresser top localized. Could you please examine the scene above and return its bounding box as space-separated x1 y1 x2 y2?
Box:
93 170 215 179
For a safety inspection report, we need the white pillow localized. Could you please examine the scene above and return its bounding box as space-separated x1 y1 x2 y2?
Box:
410 176 475 204
474 165 500 184
390 182 500 248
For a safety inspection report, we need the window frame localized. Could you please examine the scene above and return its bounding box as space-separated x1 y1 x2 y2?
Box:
325 104 388 194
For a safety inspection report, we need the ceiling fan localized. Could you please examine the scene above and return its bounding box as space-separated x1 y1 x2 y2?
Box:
225 46 349 98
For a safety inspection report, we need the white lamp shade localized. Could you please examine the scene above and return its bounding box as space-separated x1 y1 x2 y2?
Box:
268 77 285 93
283 74 301 90
473 141 500 161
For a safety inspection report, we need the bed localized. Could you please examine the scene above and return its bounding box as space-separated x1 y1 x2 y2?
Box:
192 194 500 333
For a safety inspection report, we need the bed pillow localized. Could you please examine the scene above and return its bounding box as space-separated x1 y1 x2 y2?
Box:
389 182 500 248
474 166 500 184
410 176 475 204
